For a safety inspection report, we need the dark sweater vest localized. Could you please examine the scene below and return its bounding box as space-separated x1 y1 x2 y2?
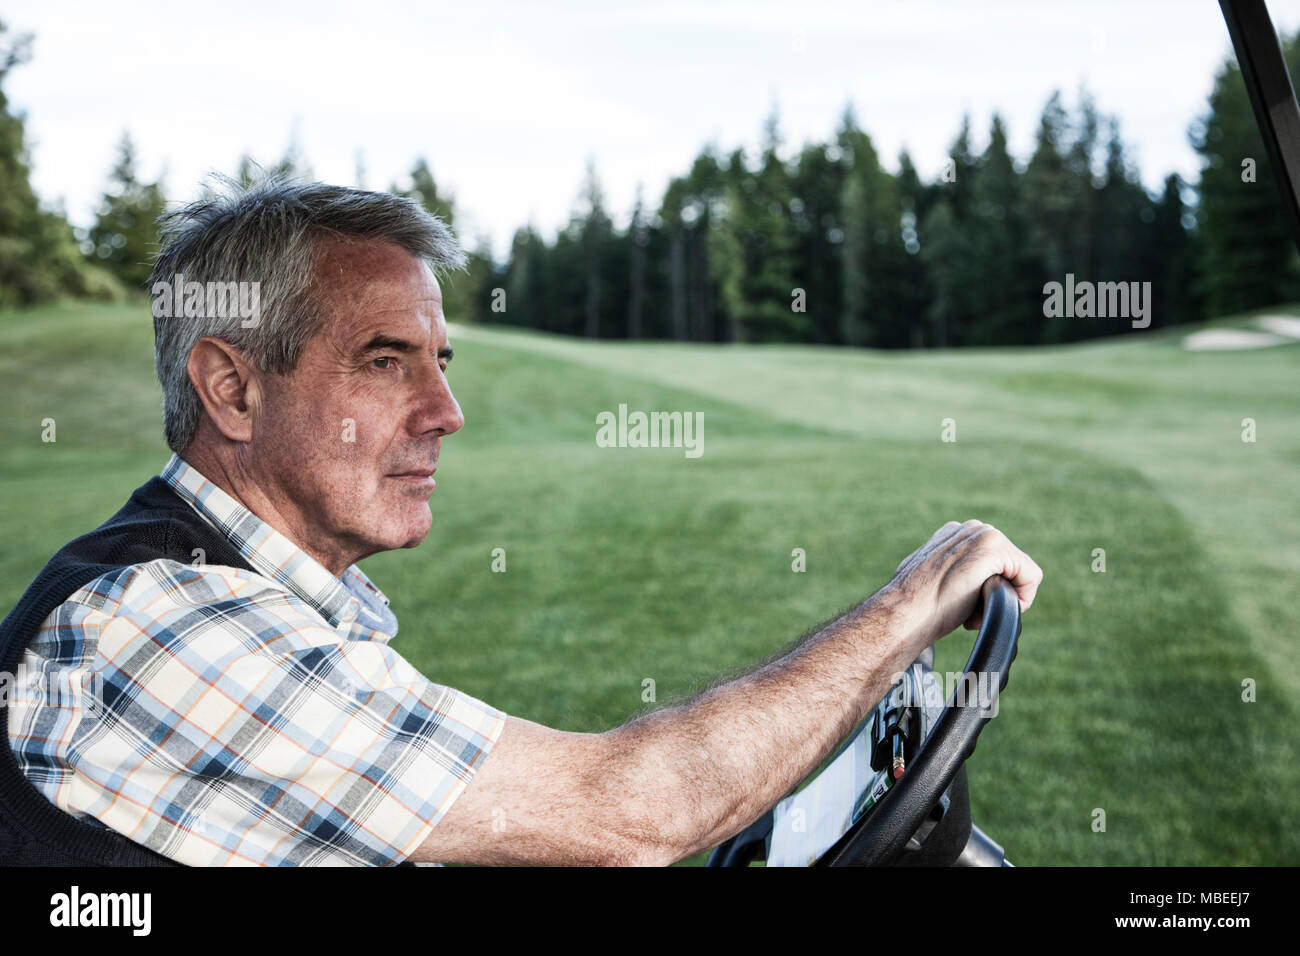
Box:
0 476 257 865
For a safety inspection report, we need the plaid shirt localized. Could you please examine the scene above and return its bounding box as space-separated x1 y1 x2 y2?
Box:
6 454 506 866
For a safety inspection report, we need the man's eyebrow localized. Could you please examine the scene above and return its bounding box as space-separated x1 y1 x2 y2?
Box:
356 334 417 355
354 335 454 362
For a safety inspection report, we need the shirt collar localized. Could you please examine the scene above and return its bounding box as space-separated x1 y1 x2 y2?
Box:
160 453 398 640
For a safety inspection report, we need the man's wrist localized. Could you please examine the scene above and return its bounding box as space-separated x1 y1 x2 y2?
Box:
857 578 932 660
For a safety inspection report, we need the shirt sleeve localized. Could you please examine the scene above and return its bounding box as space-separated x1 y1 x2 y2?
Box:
51 562 507 867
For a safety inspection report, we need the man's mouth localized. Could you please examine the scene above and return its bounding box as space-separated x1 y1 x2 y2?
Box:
386 466 437 490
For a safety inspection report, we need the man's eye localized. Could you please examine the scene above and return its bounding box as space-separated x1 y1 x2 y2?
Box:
372 356 394 369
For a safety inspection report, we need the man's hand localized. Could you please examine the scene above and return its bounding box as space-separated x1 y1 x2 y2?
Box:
889 519 1043 642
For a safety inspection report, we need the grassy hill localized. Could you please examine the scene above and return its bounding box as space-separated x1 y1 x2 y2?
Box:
2 300 1297 865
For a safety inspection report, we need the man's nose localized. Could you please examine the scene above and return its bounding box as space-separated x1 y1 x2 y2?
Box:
415 365 465 437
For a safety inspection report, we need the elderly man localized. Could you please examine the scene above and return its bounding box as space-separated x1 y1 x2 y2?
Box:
0 179 1041 867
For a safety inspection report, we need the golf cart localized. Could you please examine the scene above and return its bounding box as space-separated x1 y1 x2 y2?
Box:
707 575 1020 867
709 0 1300 867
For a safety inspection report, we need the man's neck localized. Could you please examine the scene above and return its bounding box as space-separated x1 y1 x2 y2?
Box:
180 441 356 578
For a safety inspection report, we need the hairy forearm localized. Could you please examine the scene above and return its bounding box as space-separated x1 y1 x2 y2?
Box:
603 582 926 864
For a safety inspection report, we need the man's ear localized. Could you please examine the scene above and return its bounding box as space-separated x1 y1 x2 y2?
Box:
187 336 260 444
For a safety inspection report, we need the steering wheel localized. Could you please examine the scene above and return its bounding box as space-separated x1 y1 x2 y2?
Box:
707 573 1021 867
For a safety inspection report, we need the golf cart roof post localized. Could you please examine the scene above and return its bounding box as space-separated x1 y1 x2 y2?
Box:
1220 0 1300 253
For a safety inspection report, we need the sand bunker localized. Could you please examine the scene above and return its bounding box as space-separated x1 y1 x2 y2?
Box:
1182 314 1300 350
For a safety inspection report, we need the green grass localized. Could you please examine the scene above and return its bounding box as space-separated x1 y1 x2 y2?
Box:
2 300 1297 865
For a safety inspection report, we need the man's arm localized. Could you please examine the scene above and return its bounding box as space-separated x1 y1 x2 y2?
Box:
409 520 1043 866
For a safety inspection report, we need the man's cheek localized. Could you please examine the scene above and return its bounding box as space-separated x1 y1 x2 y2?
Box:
336 414 362 449
342 429 392 500
326 418 383 479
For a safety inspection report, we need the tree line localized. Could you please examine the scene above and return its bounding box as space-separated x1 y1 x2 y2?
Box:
3 18 1298 346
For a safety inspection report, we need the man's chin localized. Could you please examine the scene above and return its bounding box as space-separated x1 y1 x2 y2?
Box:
398 529 431 549
392 504 434 549
349 499 432 557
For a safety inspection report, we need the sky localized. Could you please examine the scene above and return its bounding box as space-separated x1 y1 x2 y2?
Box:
8 0 1300 259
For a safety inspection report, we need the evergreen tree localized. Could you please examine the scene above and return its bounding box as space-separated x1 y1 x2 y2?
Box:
393 157 494 324
715 111 804 343
941 114 979 219
438 234 496 326
896 149 938 233
896 150 935 347
683 150 727 341
790 134 847 344
625 186 648 339
1149 174 1202 326
920 198 974 348
660 147 727 341
0 21 115 307
547 225 587 336
838 115 908 347
965 115 1043 344
920 119 982 347
660 176 692 340
86 132 167 293
502 225 549 330
574 160 611 338
1023 91 1078 342
402 157 456 225
1093 118 1159 334
1191 30 1300 316
1064 89 1102 286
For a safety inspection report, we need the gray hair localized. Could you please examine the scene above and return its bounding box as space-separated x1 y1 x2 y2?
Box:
150 175 466 454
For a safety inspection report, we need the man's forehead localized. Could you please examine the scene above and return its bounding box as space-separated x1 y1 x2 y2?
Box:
313 237 448 347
